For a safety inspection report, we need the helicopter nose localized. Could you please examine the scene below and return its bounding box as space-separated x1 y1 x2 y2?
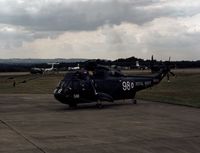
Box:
54 88 66 103
54 87 63 95
54 88 72 104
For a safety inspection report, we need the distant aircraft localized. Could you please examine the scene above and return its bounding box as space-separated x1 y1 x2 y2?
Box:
44 63 59 73
68 64 80 71
135 61 148 70
30 63 59 74
30 67 44 74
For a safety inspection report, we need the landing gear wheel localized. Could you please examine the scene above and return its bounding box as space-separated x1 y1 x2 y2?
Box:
96 100 103 109
132 99 137 104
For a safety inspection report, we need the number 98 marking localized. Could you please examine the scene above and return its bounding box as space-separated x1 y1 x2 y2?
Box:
122 81 134 91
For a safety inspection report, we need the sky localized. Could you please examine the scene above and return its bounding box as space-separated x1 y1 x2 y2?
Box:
0 0 200 60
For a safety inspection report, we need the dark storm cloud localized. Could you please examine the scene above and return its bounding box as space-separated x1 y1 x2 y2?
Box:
0 0 187 31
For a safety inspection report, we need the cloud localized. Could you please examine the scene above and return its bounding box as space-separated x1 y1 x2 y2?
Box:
0 0 200 60
2 16 200 60
0 24 33 49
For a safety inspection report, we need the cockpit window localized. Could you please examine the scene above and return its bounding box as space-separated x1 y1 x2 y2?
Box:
59 81 65 87
61 71 90 91
64 71 89 81
64 72 76 80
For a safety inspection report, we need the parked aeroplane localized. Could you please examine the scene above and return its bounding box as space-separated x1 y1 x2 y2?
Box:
44 63 59 73
30 63 59 74
54 58 175 108
68 64 80 71
30 67 44 74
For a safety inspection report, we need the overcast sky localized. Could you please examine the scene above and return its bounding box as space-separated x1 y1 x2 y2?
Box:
0 0 200 60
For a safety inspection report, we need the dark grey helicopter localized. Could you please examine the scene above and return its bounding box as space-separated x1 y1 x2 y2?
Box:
54 59 175 108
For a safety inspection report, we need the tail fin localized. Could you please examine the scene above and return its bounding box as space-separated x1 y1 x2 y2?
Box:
150 55 161 73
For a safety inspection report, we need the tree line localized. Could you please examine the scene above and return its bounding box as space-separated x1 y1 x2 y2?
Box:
0 56 200 72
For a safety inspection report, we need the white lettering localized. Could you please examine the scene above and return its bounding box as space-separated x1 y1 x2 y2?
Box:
58 89 62 93
135 82 143 86
144 81 151 86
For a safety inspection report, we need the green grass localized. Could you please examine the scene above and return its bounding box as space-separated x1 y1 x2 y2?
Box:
0 70 200 108
0 74 63 94
136 73 200 108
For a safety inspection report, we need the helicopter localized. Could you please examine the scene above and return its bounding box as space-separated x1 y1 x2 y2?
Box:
54 57 175 108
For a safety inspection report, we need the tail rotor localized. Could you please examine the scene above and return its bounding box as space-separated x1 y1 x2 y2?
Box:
150 55 176 82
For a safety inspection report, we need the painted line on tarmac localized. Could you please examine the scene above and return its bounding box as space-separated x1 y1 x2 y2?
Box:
0 119 47 153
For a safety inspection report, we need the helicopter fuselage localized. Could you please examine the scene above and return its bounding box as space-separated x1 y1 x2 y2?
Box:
54 69 165 107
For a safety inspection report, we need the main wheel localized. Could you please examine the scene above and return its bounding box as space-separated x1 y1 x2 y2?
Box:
96 103 103 109
96 100 103 109
132 99 137 104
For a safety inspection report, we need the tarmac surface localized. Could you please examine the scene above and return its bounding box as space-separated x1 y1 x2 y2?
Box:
0 94 200 153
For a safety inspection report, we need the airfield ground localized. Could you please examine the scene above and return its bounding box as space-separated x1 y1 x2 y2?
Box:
0 69 200 152
0 94 200 153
